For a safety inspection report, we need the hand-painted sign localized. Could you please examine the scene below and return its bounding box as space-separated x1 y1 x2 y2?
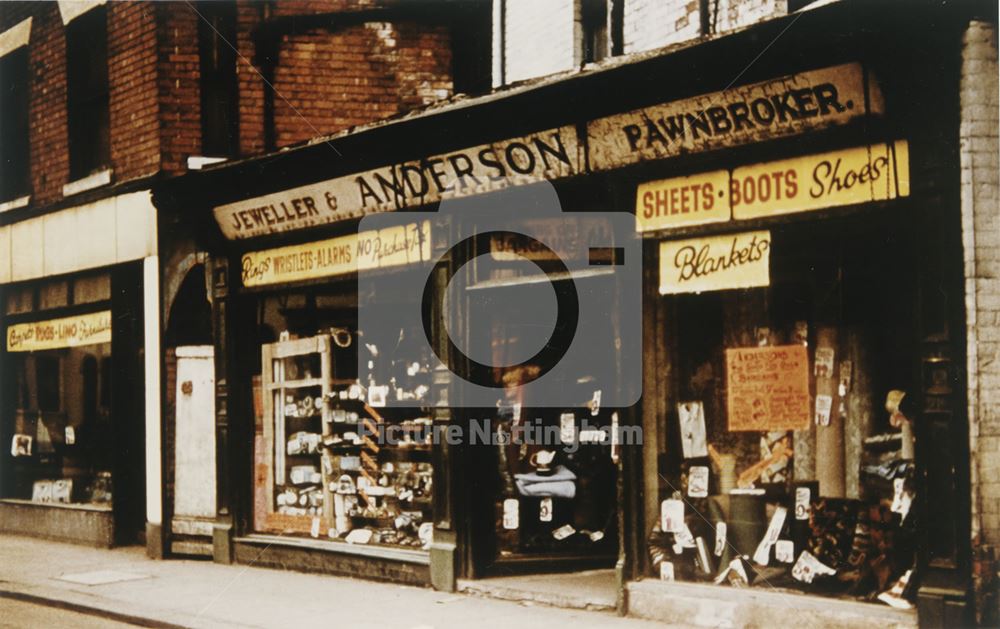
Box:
726 345 811 431
7 310 112 352
659 230 770 294
636 170 731 231
731 140 908 219
636 141 908 232
241 221 431 287
215 127 581 239
590 63 880 171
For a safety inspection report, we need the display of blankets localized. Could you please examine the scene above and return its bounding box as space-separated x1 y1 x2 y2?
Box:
807 497 860 570
515 465 577 498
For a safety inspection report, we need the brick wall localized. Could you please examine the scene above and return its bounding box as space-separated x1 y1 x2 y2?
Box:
270 20 452 148
0 0 459 208
155 2 199 176
0 2 165 205
961 20 1000 546
714 0 787 34
623 0 700 54
109 1 161 181
496 0 577 85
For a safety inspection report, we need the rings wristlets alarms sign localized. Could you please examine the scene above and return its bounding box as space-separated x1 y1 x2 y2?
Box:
241 221 431 287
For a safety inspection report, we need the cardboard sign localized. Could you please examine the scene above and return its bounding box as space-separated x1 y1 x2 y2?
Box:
7 310 111 352
726 345 811 431
732 141 909 220
241 221 431 287
589 64 881 171
215 127 581 239
636 170 731 231
659 230 770 295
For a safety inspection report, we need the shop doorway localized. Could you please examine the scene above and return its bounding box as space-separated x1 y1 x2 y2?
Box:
163 265 214 554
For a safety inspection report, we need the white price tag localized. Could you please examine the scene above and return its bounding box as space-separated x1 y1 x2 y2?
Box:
776 540 795 563
659 561 675 581
714 522 727 557
560 413 575 444
64 426 75 445
310 516 321 538
795 487 811 520
660 499 684 533
502 498 519 530
539 497 553 522
688 466 709 498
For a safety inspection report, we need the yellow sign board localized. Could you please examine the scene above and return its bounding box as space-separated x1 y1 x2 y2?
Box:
7 310 112 352
659 230 770 295
636 170 731 231
590 63 882 171
732 140 909 220
241 221 432 287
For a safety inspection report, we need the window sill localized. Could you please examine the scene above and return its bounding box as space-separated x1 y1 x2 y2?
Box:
0 498 112 512
235 533 430 564
187 155 228 170
62 168 113 197
0 194 30 214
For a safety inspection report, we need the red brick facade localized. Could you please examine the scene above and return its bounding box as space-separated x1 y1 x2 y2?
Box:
0 0 458 210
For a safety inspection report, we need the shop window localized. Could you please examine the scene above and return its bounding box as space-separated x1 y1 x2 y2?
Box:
197 0 238 157
580 0 609 64
647 217 918 606
5 285 34 315
66 5 110 180
4 342 114 506
38 281 69 310
73 274 111 305
0 45 30 202
252 283 434 549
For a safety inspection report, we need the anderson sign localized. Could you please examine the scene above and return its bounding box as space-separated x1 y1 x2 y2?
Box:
590 63 880 171
7 310 112 352
216 127 581 239
241 221 431 287
636 141 909 231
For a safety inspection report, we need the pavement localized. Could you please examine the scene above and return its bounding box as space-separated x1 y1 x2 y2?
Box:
0 535 680 629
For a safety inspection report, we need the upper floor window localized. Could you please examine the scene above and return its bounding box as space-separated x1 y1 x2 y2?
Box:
66 5 110 180
197 1 238 157
580 0 609 64
0 33 30 202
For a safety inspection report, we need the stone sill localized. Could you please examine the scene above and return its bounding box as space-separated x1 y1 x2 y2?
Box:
62 168 113 197
234 533 430 564
0 498 112 512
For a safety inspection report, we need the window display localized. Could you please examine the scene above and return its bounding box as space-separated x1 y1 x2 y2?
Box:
4 343 114 507
253 290 434 550
648 219 919 608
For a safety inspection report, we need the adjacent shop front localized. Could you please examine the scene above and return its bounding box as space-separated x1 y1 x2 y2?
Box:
0 191 157 548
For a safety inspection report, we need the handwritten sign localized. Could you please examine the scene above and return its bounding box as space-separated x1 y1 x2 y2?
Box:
241 221 431 287
726 345 810 431
636 170 731 231
7 310 111 352
732 141 909 220
590 63 881 171
215 127 581 239
659 230 770 294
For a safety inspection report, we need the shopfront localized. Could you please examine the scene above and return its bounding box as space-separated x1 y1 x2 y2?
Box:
0 263 148 547
155 2 978 622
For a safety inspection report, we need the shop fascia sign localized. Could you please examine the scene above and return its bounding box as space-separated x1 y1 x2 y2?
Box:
589 62 880 171
213 62 878 240
659 230 771 295
241 220 431 287
6 310 112 352
215 127 582 240
636 140 909 232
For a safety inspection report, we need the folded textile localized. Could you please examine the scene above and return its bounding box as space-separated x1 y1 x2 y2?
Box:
514 465 576 484
516 479 576 498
